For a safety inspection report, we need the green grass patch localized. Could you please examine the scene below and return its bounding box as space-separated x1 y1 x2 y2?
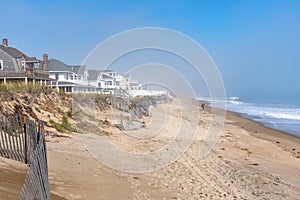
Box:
35 107 41 113
49 116 76 133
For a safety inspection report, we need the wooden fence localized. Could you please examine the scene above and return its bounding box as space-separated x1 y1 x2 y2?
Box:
0 116 50 200
19 131 50 200
0 116 26 162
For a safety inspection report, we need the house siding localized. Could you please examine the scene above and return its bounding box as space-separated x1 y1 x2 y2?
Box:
0 49 19 72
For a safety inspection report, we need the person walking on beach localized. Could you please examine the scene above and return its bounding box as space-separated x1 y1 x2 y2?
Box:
201 103 205 110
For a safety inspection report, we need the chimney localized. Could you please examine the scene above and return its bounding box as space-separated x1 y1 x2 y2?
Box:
2 39 8 47
43 53 48 71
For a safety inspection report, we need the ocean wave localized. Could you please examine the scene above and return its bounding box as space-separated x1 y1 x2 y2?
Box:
260 110 300 120
228 100 243 105
227 101 300 121
229 96 239 100
203 96 300 136
199 96 300 121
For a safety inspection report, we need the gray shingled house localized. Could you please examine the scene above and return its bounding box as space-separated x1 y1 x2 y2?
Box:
0 38 50 84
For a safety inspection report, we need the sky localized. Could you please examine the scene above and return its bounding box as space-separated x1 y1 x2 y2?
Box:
0 0 299 101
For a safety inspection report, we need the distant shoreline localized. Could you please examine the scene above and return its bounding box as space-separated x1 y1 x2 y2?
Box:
200 99 299 137
199 99 300 158
198 98 300 138
238 112 300 138
227 109 300 157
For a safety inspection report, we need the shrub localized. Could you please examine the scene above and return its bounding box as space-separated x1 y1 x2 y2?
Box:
49 116 76 133
35 107 41 113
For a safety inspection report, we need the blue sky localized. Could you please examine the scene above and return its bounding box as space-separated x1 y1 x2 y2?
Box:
1 0 299 100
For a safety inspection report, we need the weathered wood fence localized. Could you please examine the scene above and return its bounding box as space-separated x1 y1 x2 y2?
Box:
0 116 50 200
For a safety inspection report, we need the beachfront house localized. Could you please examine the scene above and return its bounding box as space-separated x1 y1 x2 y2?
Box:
0 38 50 84
101 71 117 92
48 59 97 93
98 70 137 95
123 79 168 98
87 69 106 92
87 69 120 94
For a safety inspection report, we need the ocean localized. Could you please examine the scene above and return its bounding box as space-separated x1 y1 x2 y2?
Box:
199 97 300 138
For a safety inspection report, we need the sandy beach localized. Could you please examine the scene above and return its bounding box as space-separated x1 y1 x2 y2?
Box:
1 1 300 199
1 99 300 199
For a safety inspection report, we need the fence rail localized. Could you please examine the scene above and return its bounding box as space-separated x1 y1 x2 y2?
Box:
0 115 50 200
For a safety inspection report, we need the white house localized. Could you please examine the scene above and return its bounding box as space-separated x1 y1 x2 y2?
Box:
87 69 119 94
87 69 106 92
47 61 168 97
48 59 96 93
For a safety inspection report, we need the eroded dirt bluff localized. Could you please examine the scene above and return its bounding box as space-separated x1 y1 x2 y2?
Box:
0 86 75 134
0 85 165 135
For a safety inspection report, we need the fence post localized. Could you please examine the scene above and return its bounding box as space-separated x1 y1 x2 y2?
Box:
35 119 40 144
37 120 40 144
24 116 28 164
120 113 123 131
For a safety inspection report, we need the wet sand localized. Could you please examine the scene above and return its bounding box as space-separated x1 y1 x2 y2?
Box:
225 109 300 159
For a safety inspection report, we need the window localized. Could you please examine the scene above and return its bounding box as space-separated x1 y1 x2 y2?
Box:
55 73 59 80
107 81 112 85
66 87 72 92
0 60 3 70
21 61 26 70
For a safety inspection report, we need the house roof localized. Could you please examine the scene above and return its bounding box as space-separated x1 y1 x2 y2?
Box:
48 59 87 75
103 69 114 72
0 45 24 58
101 74 115 79
26 56 40 62
48 59 70 72
0 45 39 62
93 69 116 73
88 70 100 80
70 65 86 75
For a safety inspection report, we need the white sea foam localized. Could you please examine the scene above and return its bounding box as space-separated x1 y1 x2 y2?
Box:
226 101 300 121
199 96 300 136
260 110 300 120
229 100 243 105
229 96 240 100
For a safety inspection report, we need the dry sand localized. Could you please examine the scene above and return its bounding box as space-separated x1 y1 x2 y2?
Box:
0 158 27 199
1 99 300 199
0 157 66 200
